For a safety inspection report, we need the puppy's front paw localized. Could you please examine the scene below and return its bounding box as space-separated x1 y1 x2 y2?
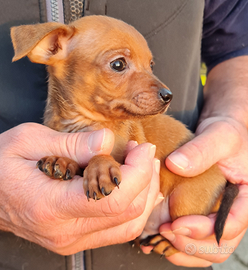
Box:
140 234 178 257
83 155 121 201
37 156 82 180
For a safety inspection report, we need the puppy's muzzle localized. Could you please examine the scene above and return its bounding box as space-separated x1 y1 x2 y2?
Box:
158 88 173 104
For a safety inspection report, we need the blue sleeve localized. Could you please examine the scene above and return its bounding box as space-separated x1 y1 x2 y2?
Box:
202 0 248 72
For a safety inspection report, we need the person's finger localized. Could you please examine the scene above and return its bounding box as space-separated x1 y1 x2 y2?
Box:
140 245 154 254
166 252 212 268
160 215 215 241
158 187 248 264
122 158 161 238
125 140 139 156
166 120 240 177
4 123 115 166
160 220 244 265
164 229 245 264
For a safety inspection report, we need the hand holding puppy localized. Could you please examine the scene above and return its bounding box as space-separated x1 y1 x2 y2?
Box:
161 117 248 267
161 55 248 267
0 123 160 255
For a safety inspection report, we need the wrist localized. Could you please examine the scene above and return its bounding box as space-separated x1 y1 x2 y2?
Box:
199 107 248 130
196 116 244 136
201 57 248 129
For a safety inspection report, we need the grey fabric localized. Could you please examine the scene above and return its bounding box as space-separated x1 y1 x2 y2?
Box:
85 243 212 270
0 232 66 270
0 0 48 133
63 0 85 23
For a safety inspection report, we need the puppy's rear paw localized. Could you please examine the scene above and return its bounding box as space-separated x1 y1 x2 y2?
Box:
37 156 82 180
83 155 121 201
140 234 178 257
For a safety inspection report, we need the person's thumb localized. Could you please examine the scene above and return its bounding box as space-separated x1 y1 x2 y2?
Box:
5 123 115 166
53 127 115 166
165 120 240 177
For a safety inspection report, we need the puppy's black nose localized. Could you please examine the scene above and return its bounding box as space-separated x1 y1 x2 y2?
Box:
158 88 173 104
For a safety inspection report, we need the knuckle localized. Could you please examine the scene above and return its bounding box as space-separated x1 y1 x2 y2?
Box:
180 140 212 171
64 132 79 158
46 236 70 253
5 123 39 149
14 123 40 137
186 140 206 159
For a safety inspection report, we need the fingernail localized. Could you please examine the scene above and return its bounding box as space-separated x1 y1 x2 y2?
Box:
173 227 191 236
160 231 176 243
87 129 105 153
154 159 160 174
167 152 190 170
149 145 156 159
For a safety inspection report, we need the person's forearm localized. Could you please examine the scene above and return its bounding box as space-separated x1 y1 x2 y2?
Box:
199 55 248 128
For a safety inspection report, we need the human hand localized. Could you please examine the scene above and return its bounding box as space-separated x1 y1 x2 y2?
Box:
159 116 248 267
0 123 160 255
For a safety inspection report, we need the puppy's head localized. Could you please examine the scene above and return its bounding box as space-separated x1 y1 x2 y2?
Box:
11 16 172 124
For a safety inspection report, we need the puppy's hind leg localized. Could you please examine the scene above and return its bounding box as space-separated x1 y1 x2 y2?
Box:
168 168 226 221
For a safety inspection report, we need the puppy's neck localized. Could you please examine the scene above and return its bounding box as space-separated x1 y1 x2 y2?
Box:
43 74 104 131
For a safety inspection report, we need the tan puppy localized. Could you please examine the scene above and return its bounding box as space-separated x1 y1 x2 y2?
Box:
11 16 238 256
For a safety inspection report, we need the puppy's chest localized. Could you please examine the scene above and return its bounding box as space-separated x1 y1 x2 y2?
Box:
112 121 148 163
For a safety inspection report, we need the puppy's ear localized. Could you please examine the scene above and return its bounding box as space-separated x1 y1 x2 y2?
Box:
11 22 76 64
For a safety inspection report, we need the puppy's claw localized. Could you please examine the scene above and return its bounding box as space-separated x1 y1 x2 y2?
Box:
130 241 135 248
63 169 72 180
101 187 112 197
114 177 120 188
36 160 43 171
93 192 97 202
43 168 48 174
54 171 63 179
43 163 52 176
86 190 90 202
101 187 106 196
54 164 63 179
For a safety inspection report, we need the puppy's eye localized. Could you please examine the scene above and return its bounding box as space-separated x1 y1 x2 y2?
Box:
110 58 127 72
150 60 155 71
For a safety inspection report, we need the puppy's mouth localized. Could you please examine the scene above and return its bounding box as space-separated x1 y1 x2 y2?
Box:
109 88 173 118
